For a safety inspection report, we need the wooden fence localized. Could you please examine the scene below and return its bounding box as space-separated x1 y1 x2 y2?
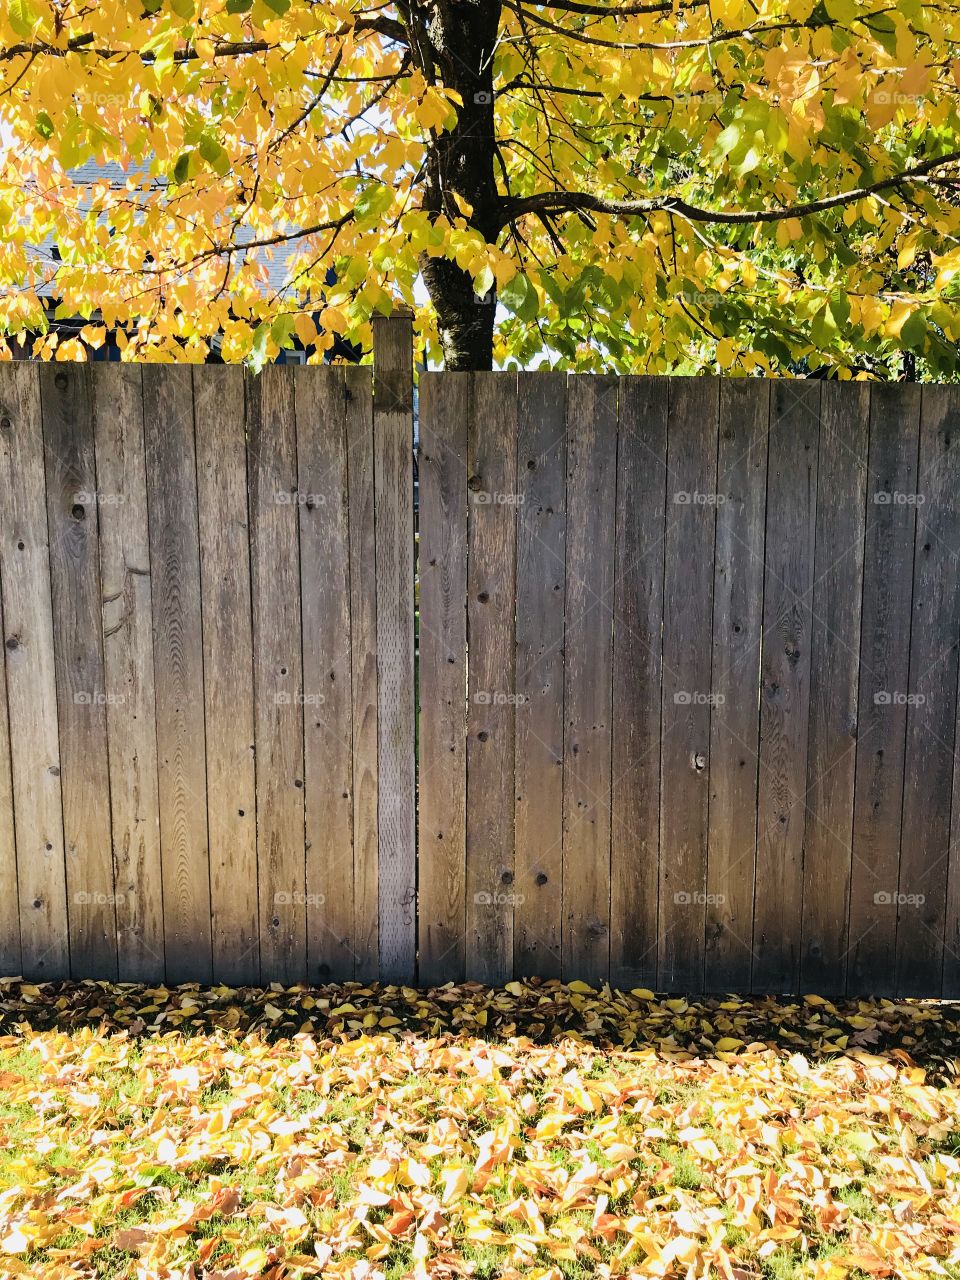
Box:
1 326 959 996
419 372 960 999
0 316 414 987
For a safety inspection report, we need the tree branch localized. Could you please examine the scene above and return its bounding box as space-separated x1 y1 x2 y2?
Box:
499 150 960 229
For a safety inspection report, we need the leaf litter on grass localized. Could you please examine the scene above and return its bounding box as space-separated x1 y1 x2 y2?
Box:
0 978 957 1279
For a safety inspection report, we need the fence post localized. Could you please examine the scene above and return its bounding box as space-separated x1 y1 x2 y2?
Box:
372 311 417 984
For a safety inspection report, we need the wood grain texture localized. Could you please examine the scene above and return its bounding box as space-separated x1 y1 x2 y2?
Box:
896 385 960 995
752 381 819 994
658 378 719 992
297 367 356 983
41 363 117 979
0 363 69 979
848 384 921 996
417 372 468 986
247 366 306 984
195 367 258 986
562 375 617 985
0 573 20 977
345 367 379 981
800 382 868 995
373 315 416 983
610 377 665 991
466 374 518 985
92 365 163 981
143 364 212 985
704 379 768 992
514 372 566 980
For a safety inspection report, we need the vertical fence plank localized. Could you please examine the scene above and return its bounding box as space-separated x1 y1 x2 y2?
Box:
562 375 617 984
0 573 19 975
297 368 356 983
373 315 416 983
143 365 212 985
848 384 921 996
195 367 259 987
248 367 306 984
610 377 666 992
93 365 163 981
514 372 566 979
466 375 518 985
658 379 719 991
418 373 468 985
800 382 868 995
704 380 768 992
896 386 960 995
40 364 117 979
753 382 819 994
346 367 379 981
0 364 69 978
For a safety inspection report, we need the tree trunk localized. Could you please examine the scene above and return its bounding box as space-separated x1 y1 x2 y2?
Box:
419 254 496 370
404 0 502 370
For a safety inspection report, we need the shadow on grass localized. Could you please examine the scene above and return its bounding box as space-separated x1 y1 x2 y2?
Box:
1 976 958 1081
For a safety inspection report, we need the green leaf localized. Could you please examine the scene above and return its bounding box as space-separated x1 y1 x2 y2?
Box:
226 0 253 12
249 322 271 372
35 112 54 140
173 150 193 184
499 272 538 322
899 308 927 351
263 0 291 11
198 135 230 176
271 314 295 348
168 0 194 16
354 182 393 222
714 124 741 158
8 0 39 40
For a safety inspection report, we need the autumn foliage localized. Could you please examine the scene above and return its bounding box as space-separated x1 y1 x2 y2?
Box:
0 0 959 371
1 979 960 1277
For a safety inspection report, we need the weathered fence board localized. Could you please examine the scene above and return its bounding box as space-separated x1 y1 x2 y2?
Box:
0 363 69 979
42 363 117 980
373 315 416 984
610 378 666 993
562 376 617 984
94 364 164 982
515 372 566 980
800 380 868 996
705 379 768 993
466 375 518 986
753 382 819 993
3 350 960 997
195 366 258 986
417 373 468 986
848 384 921 995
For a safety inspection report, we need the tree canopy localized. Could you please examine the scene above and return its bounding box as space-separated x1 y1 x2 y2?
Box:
1 0 959 372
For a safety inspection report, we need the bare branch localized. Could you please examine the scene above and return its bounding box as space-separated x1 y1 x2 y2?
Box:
499 150 960 228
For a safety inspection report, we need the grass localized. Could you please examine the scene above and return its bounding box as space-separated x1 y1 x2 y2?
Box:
0 977 957 1277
